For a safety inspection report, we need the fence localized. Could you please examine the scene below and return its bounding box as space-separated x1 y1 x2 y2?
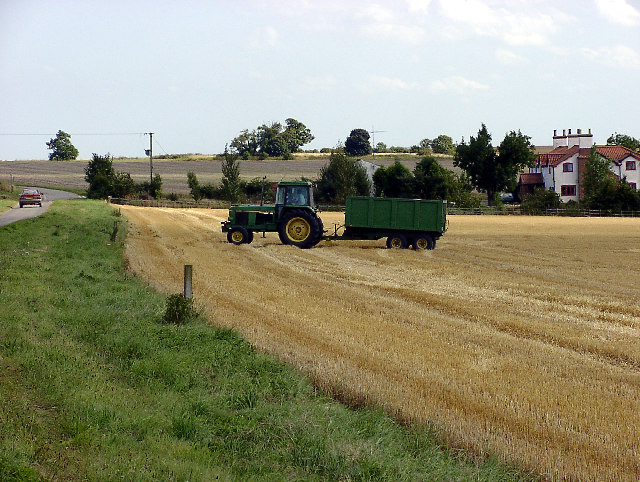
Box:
447 206 640 217
109 198 230 209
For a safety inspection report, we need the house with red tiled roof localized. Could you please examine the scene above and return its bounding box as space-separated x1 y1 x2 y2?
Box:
526 129 640 202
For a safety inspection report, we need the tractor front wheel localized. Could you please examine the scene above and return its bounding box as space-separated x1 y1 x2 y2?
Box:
278 210 321 249
227 226 249 245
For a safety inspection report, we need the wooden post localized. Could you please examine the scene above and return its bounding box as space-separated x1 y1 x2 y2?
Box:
110 220 118 242
184 265 193 299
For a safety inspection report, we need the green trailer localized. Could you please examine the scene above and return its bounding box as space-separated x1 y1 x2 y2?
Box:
332 196 447 250
222 181 447 250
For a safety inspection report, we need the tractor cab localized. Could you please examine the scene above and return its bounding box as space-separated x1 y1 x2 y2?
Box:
275 181 314 208
275 181 316 220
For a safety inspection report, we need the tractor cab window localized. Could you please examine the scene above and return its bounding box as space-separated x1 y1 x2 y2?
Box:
285 186 309 205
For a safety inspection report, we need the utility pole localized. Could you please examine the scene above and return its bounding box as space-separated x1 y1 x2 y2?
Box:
145 132 154 183
370 126 386 160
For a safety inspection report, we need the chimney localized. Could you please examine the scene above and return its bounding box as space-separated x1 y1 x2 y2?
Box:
554 129 557 136
568 129 572 135
563 129 566 136
577 129 582 134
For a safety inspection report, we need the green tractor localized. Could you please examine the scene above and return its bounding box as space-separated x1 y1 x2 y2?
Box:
221 181 324 249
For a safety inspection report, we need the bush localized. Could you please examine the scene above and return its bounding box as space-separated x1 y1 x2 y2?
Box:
521 187 561 214
138 173 163 199
163 294 197 324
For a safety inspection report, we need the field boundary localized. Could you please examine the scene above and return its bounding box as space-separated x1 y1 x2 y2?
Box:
109 197 640 217
109 197 230 209
448 206 640 217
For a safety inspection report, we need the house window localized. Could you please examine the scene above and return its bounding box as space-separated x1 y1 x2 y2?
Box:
561 185 576 196
563 163 573 172
629 182 637 190
626 160 636 171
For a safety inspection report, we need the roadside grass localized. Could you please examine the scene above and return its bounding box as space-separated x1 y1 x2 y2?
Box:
0 182 18 213
0 200 528 480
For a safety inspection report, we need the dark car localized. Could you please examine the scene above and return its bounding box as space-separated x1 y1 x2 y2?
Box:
19 188 43 208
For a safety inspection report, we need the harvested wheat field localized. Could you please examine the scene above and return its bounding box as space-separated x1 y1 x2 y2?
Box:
120 206 640 481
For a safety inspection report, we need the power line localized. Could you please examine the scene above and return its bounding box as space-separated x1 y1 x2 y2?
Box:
0 132 145 136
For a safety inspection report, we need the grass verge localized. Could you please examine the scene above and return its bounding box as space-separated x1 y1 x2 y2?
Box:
0 184 18 213
0 200 529 480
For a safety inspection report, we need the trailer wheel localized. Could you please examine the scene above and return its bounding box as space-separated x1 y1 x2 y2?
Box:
227 226 249 245
386 233 408 249
246 231 254 244
412 233 434 250
279 210 320 249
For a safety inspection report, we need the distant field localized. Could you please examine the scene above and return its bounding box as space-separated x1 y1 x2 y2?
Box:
0 154 454 195
121 208 640 480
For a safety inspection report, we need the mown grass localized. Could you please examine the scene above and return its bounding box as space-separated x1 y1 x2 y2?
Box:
0 200 527 480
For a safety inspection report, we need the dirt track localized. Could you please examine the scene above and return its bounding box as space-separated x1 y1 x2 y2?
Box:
120 206 640 480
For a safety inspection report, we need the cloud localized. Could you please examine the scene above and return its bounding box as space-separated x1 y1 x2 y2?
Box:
305 74 338 90
436 0 569 46
428 76 489 95
594 0 640 26
495 48 527 65
360 22 426 44
359 4 396 23
406 0 432 15
581 44 640 69
249 26 279 48
367 75 420 91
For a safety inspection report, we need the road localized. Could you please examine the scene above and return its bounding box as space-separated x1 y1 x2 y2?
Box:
0 188 82 227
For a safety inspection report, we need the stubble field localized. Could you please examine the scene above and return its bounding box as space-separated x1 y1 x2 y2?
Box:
120 206 640 481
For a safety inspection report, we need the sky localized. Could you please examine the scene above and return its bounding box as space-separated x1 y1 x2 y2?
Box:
1 0 639 160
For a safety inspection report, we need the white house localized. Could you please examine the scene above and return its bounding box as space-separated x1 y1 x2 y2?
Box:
527 129 640 202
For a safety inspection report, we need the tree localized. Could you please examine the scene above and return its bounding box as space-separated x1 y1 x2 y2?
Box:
375 142 388 153
316 151 371 204
607 132 640 152
412 155 454 199
344 129 372 157
221 146 241 202
230 118 314 159
85 153 115 199
431 134 455 155
47 130 79 161
187 171 202 201
454 124 535 206
419 138 432 150
582 146 616 209
497 130 537 191
373 161 413 197
282 118 314 153
581 146 640 211
139 173 163 199
230 129 259 159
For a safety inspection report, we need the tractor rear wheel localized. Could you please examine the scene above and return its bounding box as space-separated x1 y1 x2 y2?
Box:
312 216 325 246
227 226 249 245
278 210 321 249
386 233 408 249
412 233 434 250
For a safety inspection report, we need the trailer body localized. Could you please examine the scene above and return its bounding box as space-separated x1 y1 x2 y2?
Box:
336 196 447 249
